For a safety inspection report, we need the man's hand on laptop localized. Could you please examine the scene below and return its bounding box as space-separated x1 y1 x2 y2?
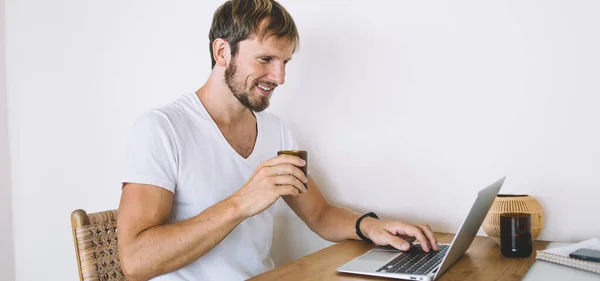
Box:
360 218 439 252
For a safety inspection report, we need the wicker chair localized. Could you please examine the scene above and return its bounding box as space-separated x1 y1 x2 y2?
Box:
71 209 126 281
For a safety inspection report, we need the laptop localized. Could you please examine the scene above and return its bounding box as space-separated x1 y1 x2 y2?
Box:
337 176 505 281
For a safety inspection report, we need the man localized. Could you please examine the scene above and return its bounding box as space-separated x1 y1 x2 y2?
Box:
117 1 438 280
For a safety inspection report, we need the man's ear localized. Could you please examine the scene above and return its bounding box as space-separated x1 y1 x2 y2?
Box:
212 38 231 67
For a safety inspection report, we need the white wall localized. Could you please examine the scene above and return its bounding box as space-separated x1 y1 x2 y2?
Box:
273 0 600 263
5 0 600 280
1 0 16 279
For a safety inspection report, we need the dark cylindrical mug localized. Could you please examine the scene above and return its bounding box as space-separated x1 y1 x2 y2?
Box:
277 150 308 189
500 213 533 258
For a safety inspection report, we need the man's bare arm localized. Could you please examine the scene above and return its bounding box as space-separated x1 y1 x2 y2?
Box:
117 155 306 281
282 177 364 242
284 177 439 252
117 183 246 281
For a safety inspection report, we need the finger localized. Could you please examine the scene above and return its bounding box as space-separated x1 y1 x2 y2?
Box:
267 165 307 184
417 224 439 251
265 154 306 168
273 175 307 193
383 232 411 251
404 226 431 252
279 185 300 197
396 234 416 244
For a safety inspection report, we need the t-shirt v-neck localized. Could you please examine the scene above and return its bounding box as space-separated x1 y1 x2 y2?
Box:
190 93 262 165
122 92 301 280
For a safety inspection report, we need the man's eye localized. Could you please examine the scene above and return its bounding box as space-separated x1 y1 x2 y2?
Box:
259 57 271 63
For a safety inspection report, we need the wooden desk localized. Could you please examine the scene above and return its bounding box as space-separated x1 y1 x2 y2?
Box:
249 233 550 281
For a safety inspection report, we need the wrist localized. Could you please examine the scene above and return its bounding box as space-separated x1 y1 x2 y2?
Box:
356 212 379 242
359 217 378 240
225 195 249 221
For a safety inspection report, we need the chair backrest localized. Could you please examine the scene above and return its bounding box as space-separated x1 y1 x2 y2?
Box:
71 209 126 281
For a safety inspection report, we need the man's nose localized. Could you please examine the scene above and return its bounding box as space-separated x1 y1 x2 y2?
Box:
269 63 286 85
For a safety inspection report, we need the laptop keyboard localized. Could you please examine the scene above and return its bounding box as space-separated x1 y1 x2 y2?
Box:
376 244 449 275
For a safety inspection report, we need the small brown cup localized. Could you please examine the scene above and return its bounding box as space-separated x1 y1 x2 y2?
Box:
277 150 308 189
500 213 533 258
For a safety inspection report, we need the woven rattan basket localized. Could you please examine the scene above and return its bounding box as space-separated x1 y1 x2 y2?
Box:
483 194 545 245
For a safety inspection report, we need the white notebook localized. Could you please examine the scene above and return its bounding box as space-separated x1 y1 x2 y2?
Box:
536 238 600 274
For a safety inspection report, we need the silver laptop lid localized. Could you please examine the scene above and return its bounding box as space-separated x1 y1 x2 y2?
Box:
433 176 505 279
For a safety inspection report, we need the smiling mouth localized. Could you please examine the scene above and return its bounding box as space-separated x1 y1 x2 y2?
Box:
255 83 276 96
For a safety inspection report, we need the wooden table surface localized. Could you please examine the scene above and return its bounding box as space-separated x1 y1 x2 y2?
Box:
249 233 550 281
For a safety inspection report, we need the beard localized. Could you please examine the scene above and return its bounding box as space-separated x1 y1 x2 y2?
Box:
225 58 270 112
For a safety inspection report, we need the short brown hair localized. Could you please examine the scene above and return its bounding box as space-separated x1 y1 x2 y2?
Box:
209 0 299 68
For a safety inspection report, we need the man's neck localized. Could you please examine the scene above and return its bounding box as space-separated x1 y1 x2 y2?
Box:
195 72 254 127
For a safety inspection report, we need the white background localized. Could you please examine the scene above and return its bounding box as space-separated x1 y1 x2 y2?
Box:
4 0 600 280
1 0 15 279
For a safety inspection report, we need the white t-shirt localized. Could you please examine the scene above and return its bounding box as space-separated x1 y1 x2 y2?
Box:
122 92 298 281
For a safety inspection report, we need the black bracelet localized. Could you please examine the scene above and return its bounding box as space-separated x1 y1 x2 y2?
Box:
356 212 379 243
